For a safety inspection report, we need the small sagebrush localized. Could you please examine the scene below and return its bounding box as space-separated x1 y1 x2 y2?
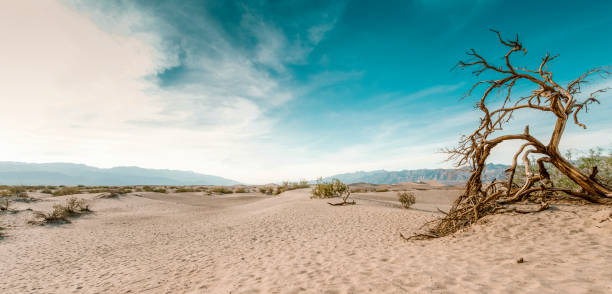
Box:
31 197 91 224
398 191 416 209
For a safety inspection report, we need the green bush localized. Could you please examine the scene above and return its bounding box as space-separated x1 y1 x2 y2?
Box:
52 187 82 196
270 180 310 195
311 178 349 199
398 191 416 208
514 148 612 190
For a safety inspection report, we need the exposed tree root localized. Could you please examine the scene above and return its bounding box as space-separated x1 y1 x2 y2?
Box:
327 190 356 206
328 200 356 206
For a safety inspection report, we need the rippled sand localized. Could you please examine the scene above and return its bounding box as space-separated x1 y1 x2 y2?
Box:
1 188 611 293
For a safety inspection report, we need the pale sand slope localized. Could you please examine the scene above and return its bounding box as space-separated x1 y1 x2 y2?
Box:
1 189 611 293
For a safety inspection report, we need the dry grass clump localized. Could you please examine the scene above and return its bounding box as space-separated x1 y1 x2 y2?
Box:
0 186 29 197
0 198 9 211
258 186 274 195
273 180 310 195
52 186 82 196
142 186 168 193
398 191 416 209
234 187 248 193
311 179 349 199
31 197 91 224
350 187 371 193
210 187 233 194
175 187 198 193
87 186 133 194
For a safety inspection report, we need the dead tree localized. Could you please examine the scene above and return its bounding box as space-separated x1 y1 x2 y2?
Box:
409 30 611 239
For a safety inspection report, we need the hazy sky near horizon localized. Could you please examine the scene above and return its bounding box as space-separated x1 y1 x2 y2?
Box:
1 0 611 183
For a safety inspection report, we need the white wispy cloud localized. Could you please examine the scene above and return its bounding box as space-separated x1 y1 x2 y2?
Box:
0 0 340 183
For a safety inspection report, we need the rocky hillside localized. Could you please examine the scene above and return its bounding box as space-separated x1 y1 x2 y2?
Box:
0 162 240 186
320 163 509 185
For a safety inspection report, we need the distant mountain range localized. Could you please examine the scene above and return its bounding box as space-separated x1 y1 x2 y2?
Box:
320 163 509 185
0 162 240 186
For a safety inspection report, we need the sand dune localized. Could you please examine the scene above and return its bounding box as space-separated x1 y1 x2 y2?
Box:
1 189 611 293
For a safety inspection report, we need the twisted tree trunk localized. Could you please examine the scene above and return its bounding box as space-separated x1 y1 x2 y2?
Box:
407 30 612 239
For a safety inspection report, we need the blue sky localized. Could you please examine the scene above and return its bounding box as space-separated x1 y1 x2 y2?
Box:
1 0 611 183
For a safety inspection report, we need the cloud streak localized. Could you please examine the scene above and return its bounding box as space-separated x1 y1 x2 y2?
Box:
1 0 610 183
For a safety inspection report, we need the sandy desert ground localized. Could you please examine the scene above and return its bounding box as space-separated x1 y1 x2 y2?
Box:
1 186 612 293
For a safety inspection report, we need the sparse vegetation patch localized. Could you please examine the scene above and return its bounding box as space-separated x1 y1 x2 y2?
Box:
52 187 82 196
142 186 168 193
311 178 355 205
31 197 91 225
398 191 416 209
210 187 233 194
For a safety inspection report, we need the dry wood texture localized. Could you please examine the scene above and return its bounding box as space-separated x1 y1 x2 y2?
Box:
409 30 611 239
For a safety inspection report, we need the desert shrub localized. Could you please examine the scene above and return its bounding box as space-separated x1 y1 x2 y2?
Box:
311 178 349 199
271 180 310 195
175 187 197 193
258 186 274 195
0 186 29 197
32 197 90 224
11 186 27 194
41 189 53 194
142 186 167 193
375 188 390 192
211 187 233 194
398 191 416 208
52 187 82 196
0 198 9 211
234 187 248 193
97 187 131 198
